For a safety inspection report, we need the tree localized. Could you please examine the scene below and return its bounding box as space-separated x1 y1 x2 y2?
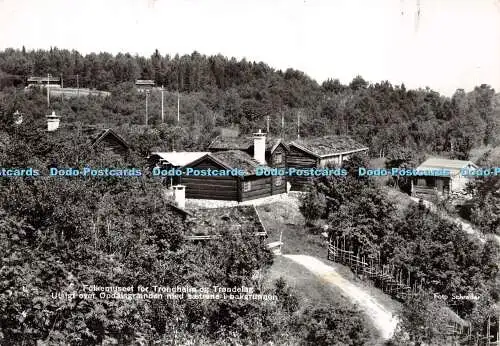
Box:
298 305 371 345
466 176 500 235
299 190 327 225
349 75 368 91
385 148 420 194
391 292 453 346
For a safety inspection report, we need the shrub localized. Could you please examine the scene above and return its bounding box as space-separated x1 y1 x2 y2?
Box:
299 191 327 226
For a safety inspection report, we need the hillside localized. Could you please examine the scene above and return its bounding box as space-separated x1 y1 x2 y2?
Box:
1 48 499 162
0 47 499 345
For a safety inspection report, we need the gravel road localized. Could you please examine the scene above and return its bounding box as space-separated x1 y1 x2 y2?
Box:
283 254 399 340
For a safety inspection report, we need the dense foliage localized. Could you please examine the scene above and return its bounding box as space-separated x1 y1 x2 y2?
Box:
0 47 498 160
464 146 500 235
1 46 499 344
301 155 499 344
0 90 373 344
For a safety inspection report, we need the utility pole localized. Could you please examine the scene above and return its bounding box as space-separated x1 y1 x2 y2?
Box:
161 85 164 123
145 90 149 125
176 73 180 124
47 73 50 107
266 115 270 133
297 110 300 139
177 90 180 124
281 108 285 138
76 74 79 98
61 74 64 102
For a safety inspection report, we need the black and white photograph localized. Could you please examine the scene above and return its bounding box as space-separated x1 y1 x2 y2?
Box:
0 0 499 345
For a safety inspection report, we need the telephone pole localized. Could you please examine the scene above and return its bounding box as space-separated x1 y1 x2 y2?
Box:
281 109 285 138
60 74 64 102
177 90 180 123
161 85 164 123
297 110 300 139
266 115 270 133
145 90 150 125
47 73 50 107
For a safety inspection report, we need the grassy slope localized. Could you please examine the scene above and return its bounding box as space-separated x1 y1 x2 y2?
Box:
257 198 401 312
257 196 402 344
263 255 382 344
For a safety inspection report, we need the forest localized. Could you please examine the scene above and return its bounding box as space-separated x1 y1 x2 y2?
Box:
0 47 499 344
0 47 499 160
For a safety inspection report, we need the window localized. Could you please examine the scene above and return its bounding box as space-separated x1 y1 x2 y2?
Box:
243 181 252 192
274 153 283 164
425 177 436 188
275 176 283 186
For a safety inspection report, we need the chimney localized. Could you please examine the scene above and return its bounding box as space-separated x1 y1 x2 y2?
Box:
172 184 186 209
46 111 60 132
14 110 23 125
253 129 266 165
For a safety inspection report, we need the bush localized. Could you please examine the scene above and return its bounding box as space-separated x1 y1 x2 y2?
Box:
299 191 327 226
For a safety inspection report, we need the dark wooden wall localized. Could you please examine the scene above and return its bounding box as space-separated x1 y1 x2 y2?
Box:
180 158 239 200
267 145 288 195
286 145 318 190
241 176 273 201
98 135 129 156
412 176 450 200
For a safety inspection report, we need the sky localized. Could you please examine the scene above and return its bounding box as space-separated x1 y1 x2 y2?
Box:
0 0 499 96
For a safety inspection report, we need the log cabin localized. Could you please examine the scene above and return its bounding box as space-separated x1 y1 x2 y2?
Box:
45 123 132 170
208 130 289 192
43 113 130 157
411 158 478 200
26 76 61 88
148 151 209 187
179 148 283 202
135 79 155 92
86 128 131 157
287 135 369 189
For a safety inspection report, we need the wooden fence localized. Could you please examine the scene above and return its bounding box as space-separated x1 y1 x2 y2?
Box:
326 235 486 343
327 237 418 299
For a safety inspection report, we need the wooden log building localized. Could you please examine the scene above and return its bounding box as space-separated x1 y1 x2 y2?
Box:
287 135 369 189
180 149 283 201
86 128 131 157
411 157 478 200
26 76 61 88
208 130 289 194
135 79 155 92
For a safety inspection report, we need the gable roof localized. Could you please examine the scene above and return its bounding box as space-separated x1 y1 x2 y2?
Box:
416 157 478 176
188 205 267 238
210 150 267 175
183 150 268 176
89 128 130 149
209 135 288 154
150 152 210 167
290 136 368 158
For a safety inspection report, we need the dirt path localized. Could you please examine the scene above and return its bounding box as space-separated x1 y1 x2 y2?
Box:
283 254 399 340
